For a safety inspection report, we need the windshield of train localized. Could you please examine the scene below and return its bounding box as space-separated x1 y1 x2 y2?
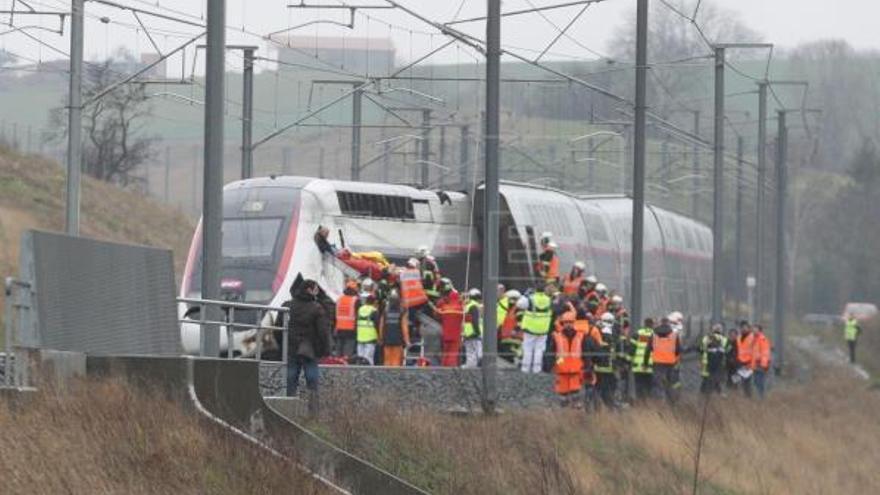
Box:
186 186 300 304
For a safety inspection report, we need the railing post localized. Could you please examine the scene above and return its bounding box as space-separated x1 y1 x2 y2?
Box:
4 278 14 387
198 302 207 357
255 309 264 361
226 305 235 359
281 310 289 367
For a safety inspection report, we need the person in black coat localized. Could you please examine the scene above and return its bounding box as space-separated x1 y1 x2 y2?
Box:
285 279 332 414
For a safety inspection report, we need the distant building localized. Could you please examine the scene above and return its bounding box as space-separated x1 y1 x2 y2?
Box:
276 36 395 74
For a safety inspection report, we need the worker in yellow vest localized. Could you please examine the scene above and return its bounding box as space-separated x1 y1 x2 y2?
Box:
519 285 554 373
844 314 861 364
463 289 484 368
355 294 381 365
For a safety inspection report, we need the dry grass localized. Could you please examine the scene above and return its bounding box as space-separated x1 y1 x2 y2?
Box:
0 378 329 495
315 369 880 494
0 145 194 336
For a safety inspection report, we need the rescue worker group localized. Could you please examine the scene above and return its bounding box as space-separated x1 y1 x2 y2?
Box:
327 233 774 408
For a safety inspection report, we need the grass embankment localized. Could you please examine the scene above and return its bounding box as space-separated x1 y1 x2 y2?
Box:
314 369 880 494
0 379 328 495
0 145 194 336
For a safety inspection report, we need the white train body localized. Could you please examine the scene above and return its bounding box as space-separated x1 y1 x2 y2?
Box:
179 176 712 354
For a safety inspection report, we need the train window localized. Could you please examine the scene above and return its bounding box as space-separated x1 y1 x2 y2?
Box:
223 218 283 258
336 192 415 220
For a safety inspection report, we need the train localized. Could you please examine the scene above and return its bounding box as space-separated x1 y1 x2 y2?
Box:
178 175 712 355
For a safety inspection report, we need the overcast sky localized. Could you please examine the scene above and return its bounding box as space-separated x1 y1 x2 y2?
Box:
1 0 877 73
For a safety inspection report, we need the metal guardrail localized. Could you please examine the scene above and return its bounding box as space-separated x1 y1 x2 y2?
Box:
177 297 291 363
4 277 33 387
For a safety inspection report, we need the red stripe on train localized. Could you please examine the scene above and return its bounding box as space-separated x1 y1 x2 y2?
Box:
273 206 301 292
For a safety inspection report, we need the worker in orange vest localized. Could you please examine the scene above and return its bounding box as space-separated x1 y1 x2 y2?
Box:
543 312 595 407
399 258 429 341
334 280 359 358
535 232 561 284
644 318 681 403
752 324 772 399
562 261 586 296
434 279 464 367
735 321 757 398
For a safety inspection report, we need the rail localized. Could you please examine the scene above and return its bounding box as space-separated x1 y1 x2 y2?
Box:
177 297 291 363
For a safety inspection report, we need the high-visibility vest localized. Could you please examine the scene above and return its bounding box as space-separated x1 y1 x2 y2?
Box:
399 268 428 309
651 332 679 365
700 334 728 377
463 300 483 339
356 304 378 343
737 333 756 368
631 327 653 374
845 319 859 341
562 273 583 295
553 331 584 375
753 333 771 370
335 294 357 332
521 293 552 335
539 253 560 282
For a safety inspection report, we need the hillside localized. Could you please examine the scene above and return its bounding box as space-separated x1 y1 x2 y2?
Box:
0 145 195 329
0 379 329 495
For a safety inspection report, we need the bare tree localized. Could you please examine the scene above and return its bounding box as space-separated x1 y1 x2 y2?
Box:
50 50 155 186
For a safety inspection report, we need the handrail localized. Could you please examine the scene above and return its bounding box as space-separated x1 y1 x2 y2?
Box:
177 297 290 313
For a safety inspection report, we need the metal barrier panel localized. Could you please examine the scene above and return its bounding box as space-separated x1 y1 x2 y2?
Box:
20 230 181 355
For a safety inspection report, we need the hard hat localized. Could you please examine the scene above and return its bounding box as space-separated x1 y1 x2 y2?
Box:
540 231 553 241
595 283 607 293
359 291 371 299
547 241 558 249
601 312 615 323
505 289 522 300
668 311 683 323
516 296 530 310
468 288 481 298
585 275 598 285
407 257 420 268
416 246 430 257
611 294 623 304
574 261 586 270
426 254 436 262
361 278 375 290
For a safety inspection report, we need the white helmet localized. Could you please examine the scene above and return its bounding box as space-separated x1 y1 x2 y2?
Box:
585 275 598 285
668 311 683 324
505 289 522 300
361 278 375 290
540 231 553 242
468 288 481 298
407 257 420 268
416 246 430 258
574 261 586 271
359 291 372 299
547 241 558 250
611 294 623 304
516 295 530 310
596 283 608 293
601 312 615 323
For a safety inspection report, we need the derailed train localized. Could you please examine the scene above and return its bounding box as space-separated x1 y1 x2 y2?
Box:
179 176 712 354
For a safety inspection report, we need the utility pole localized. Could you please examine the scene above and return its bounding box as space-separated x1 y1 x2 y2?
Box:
755 81 768 324
691 110 700 219
200 0 225 357
482 0 501 415
66 0 84 236
734 136 745 321
631 0 648 334
351 85 364 181
774 110 788 375
459 124 470 191
241 47 255 179
711 45 725 325
420 109 432 187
